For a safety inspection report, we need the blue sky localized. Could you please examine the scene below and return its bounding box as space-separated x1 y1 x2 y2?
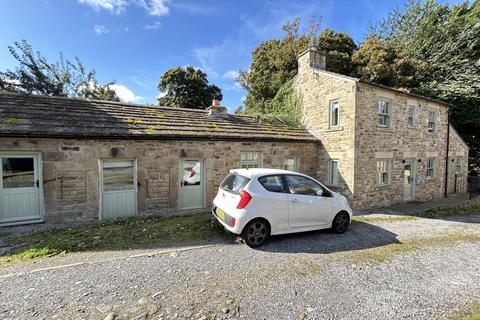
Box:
0 0 461 111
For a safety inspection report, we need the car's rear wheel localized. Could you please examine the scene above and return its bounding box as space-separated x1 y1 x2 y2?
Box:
332 211 350 233
242 219 270 247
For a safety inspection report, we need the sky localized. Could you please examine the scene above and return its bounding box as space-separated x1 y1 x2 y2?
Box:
0 0 462 111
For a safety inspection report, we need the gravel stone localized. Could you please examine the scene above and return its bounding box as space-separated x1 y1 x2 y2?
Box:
0 215 479 319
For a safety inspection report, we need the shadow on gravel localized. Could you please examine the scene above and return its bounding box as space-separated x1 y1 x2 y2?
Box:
257 221 400 254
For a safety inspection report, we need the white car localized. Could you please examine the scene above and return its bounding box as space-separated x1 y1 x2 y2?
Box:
212 168 353 247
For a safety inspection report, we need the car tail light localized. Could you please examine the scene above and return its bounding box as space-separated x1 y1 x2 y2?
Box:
236 190 252 209
189 169 196 177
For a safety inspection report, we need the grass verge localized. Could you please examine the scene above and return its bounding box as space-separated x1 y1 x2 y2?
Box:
353 215 417 223
0 213 224 267
346 231 480 264
418 203 480 218
454 303 480 320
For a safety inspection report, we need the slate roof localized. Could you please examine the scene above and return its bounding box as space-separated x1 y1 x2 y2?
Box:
0 91 317 142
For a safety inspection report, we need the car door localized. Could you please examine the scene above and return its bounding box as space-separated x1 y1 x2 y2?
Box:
284 174 333 228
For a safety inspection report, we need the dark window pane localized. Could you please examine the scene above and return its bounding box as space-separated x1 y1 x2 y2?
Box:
103 161 134 192
220 174 250 194
285 175 324 196
258 175 285 193
2 158 35 188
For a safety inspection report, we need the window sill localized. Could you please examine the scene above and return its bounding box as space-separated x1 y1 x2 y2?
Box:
376 127 394 132
375 184 391 190
326 126 344 132
425 178 436 183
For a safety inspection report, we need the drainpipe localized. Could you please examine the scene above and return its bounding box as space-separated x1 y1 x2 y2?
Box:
444 108 450 197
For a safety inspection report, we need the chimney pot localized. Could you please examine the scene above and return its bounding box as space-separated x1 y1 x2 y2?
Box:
207 99 227 115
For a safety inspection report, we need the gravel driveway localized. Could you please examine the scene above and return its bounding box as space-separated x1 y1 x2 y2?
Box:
1 214 479 320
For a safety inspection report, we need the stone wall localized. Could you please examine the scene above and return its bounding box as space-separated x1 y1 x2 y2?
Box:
447 126 469 193
0 138 317 223
294 51 357 202
355 82 455 208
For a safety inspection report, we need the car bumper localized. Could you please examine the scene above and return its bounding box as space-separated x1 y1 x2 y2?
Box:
211 205 244 234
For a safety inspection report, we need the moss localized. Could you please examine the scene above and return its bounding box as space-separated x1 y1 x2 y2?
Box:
3 117 17 125
126 117 145 125
353 215 418 223
418 204 480 218
0 213 224 268
144 127 155 134
346 232 480 264
455 303 480 320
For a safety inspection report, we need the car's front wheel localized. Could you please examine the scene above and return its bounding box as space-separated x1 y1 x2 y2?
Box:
241 219 270 247
332 211 350 233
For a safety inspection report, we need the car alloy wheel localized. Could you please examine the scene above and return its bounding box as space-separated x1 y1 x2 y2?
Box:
332 212 350 233
243 220 268 247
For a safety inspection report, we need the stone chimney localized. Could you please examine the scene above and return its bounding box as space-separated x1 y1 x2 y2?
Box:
207 99 227 115
298 47 326 74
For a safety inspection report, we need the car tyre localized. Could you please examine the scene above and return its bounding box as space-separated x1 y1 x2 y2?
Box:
241 219 270 248
332 211 350 234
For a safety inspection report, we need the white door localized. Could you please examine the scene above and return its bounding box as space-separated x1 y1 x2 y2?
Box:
179 159 204 210
0 154 42 225
403 160 415 201
285 175 333 228
101 159 137 220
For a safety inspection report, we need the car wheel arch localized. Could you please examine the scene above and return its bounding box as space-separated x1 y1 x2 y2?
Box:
241 217 271 236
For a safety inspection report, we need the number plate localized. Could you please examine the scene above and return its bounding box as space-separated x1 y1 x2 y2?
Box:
216 208 225 220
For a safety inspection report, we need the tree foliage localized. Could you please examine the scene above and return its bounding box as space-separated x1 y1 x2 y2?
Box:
158 66 222 109
352 37 424 88
0 40 119 101
369 0 480 170
238 18 356 116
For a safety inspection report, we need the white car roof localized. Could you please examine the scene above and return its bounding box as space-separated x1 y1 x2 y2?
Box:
229 168 300 179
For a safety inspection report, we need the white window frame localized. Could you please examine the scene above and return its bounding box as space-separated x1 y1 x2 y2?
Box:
408 105 415 128
456 156 462 174
328 159 339 186
427 109 437 133
376 159 391 187
377 100 392 128
426 158 435 180
240 151 262 169
329 99 340 128
283 156 299 172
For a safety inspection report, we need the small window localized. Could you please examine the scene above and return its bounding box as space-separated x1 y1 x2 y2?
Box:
378 100 392 128
220 174 250 194
408 106 415 128
285 175 325 196
240 152 262 169
426 158 435 179
2 157 35 188
328 159 339 186
376 159 391 186
329 100 339 127
258 175 286 193
456 156 462 174
283 157 298 172
103 160 135 192
428 110 437 133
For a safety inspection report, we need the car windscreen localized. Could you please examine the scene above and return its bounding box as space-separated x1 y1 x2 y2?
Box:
220 174 250 194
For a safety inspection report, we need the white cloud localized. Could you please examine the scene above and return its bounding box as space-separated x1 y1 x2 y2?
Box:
79 0 128 14
93 24 109 35
136 0 170 16
157 90 167 100
222 70 239 80
144 21 162 30
78 0 170 16
108 84 142 102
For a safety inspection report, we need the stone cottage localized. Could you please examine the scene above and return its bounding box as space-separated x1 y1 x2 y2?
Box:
0 48 470 226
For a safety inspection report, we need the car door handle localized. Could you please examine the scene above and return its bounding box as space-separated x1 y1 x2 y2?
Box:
291 199 300 204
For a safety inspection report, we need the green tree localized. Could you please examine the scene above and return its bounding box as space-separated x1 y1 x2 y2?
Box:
158 66 222 109
238 19 356 115
0 40 119 101
352 37 424 88
370 0 480 170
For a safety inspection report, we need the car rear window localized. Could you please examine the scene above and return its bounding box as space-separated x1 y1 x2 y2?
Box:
258 175 286 193
220 174 250 194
